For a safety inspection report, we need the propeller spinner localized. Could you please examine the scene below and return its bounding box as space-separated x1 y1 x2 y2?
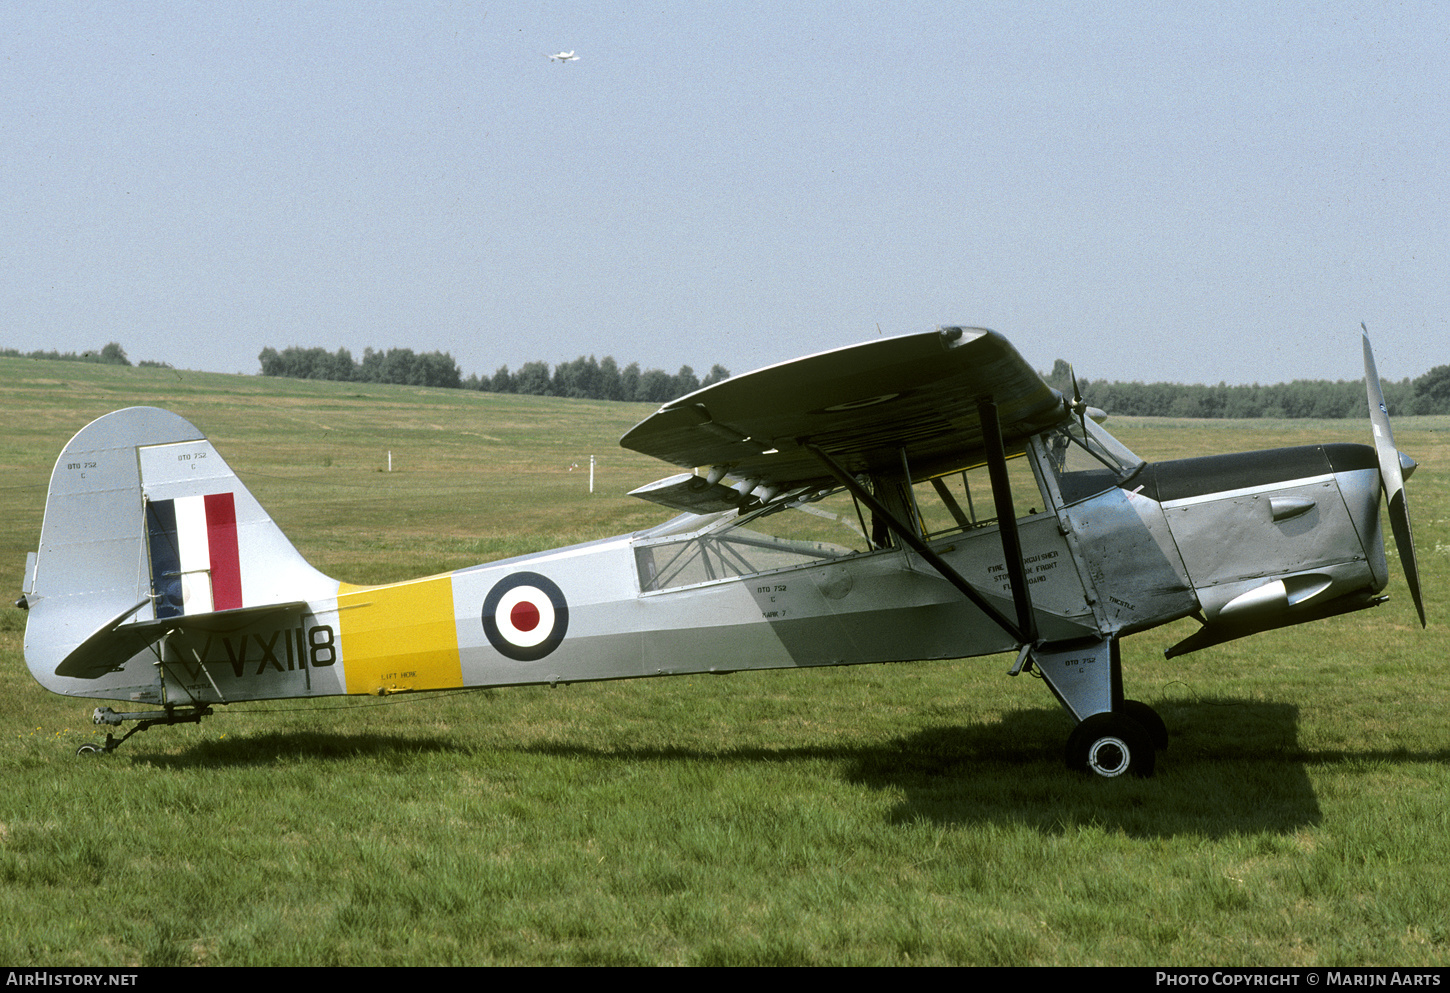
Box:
1362 325 1426 627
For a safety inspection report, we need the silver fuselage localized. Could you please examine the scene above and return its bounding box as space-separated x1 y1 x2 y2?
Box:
23 408 1388 710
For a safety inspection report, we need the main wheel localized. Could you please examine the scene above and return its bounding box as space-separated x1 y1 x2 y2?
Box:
1121 700 1168 751
1065 713 1156 778
75 743 103 756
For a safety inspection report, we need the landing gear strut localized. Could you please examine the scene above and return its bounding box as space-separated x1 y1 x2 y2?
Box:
75 705 213 755
1032 638 1169 777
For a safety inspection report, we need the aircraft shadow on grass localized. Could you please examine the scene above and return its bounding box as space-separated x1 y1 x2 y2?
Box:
130 728 465 770
126 697 1450 839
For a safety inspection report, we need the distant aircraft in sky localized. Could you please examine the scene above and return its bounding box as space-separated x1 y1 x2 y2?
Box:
549 51 578 62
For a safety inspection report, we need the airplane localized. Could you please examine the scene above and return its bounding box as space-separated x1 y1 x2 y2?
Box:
549 51 578 62
16 326 1425 777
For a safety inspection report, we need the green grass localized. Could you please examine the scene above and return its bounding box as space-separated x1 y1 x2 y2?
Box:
1 357 1447 965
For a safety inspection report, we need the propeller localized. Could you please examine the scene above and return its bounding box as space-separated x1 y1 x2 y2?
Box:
1066 364 1088 434
1362 325 1426 627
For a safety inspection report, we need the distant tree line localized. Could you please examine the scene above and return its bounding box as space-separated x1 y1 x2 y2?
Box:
257 345 731 403
8 340 1445 415
0 342 172 368
1043 359 1450 417
258 346 463 389
472 356 731 403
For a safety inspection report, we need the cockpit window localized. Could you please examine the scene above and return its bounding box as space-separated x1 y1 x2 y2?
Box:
907 452 1044 541
635 487 869 593
1040 418 1145 504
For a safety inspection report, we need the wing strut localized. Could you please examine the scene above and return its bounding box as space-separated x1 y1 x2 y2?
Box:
977 399 1040 648
802 441 1029 646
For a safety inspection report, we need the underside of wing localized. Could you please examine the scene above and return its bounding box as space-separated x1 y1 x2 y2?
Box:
621 327 1067 495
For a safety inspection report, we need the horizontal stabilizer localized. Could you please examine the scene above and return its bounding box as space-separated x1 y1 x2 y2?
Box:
55 600 311 679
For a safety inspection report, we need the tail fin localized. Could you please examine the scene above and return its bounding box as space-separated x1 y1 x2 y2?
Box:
23 407 338 694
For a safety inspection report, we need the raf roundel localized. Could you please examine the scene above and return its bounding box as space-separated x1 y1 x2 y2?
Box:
482 572 570 661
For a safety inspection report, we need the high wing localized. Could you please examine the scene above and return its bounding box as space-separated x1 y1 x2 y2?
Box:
621 327 1068 500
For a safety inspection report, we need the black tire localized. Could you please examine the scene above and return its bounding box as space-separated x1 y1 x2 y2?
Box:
1065 713 1156 778
75 743 102 756
1121 699 1168 751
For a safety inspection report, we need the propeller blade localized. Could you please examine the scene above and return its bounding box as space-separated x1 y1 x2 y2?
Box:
1068 365 1088 434
1362 326 1426 627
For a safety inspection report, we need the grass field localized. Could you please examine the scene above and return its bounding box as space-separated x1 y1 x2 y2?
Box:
1 357 1447 966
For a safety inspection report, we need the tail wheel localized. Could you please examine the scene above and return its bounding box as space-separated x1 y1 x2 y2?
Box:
1065 713 1156 778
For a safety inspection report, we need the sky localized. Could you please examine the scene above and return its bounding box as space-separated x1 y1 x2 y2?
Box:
3 1 1447 387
